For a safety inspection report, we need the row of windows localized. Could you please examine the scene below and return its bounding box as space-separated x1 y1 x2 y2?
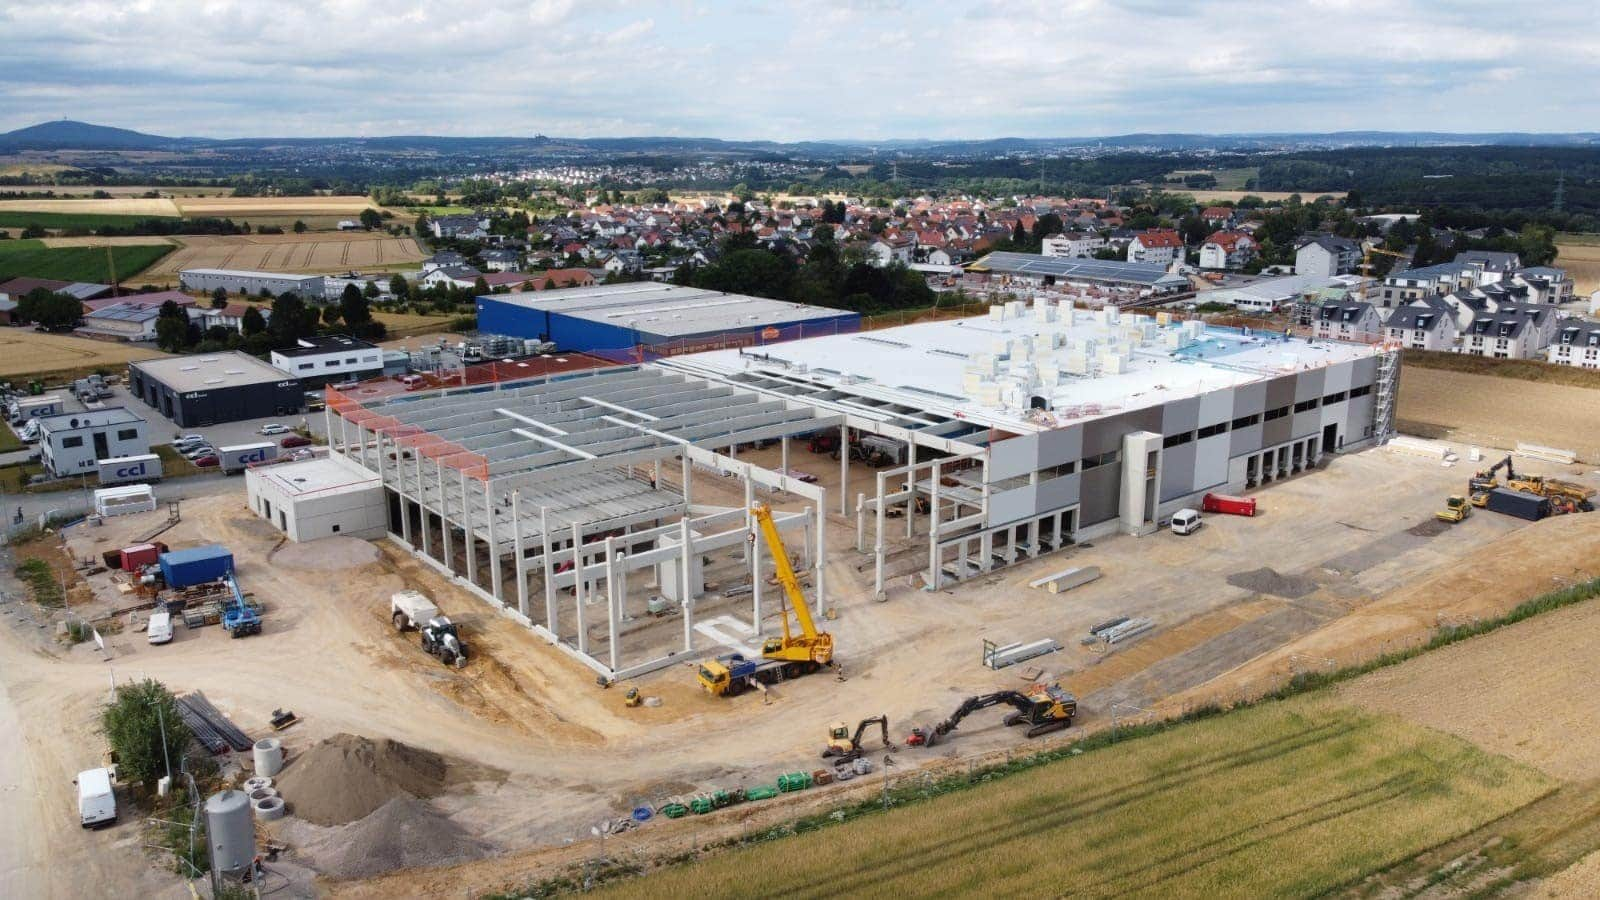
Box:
1080 450 1119 471
1166 392 1361 445
58 428 140 449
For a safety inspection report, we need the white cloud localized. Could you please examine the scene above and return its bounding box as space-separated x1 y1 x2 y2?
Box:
0 0 1593 138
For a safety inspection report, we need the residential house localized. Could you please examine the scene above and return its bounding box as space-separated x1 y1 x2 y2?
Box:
869 234 916 267
925 247 973 267
1455 250 1521 288
429 215 489 241
1199 231 1258 270
77 302 163 341
1125 229 1184 265
189 302 269 334
1548 319 1600 369
1510 267 1573 305
604 250 644 275
421 265 484 290
479 249 522 272
1294 234 1361 277
1200 206 1235 228
1462 314 1539 359
480 271 537 292
421 251 468 273
1041 231 1107 259
1312 301 1381 342
1375 261 1471 312
1383 302 1459 351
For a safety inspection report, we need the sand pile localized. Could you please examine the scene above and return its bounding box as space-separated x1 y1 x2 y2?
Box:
275 733 449 825
308 797 494 879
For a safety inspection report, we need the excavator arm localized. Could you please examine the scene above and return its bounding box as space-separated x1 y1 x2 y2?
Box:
933 691 1033 738
852 714 894 751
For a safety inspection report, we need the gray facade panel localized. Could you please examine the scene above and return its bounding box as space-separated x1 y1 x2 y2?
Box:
1262 412 1292 448
1036 424 1082 468
1078 463 1122 526
1083 408 1161 459
1264 375 1297 413
1229 423 1263 457
988 434 1039 483
1036 473 1080 512
1293 369 1325 403
1161 397 1199 436
1160 442 1197 501
1231 381 1267 418
1292 410 1322 438
988 485 1036 527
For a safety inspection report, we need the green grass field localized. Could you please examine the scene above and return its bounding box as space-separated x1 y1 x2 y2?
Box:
593 697 1551 899
0 240 175 283
0 211 180 230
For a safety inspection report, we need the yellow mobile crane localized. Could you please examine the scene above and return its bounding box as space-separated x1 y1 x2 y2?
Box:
696 503 835 697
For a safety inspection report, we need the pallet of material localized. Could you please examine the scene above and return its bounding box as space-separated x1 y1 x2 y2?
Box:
1029 565 1102 594
176 691 252 754
983 638 1063 670
1516 442 1577 465
1098 617 1154 645
1386 436 1450 459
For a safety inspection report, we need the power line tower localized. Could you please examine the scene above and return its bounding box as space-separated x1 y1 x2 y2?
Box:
1553 170 1566 213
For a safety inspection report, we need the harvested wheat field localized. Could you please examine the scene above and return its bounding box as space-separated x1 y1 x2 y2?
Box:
1339 598 1600 781
173 195 378 216
591 696 1550 900
40 235 178 249
0 197 182 217
1398 366 1600 461
1555 239 1600 295
0 331 168 379
140 232 425 278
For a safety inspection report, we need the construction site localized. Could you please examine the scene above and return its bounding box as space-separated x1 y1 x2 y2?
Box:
5 296 1600 898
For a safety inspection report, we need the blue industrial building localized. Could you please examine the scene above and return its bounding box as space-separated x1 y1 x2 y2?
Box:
476 284 859 361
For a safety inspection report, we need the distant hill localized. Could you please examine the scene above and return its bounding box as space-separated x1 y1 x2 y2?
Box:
0 120 198 151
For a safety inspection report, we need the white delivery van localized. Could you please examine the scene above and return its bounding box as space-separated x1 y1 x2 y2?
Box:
147 610 173 645
75 767 117 828
1170 508 1203 535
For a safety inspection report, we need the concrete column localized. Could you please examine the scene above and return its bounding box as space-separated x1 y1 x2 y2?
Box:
780 435 790 478
512 491 528 619
926 460 943 591
680 454 693 506
399 493 412 544
751 510 763 634
605 536 621 673
855 492 866 552
652 458 661 489
572 522 587 654
461 470 476 586
338 413 348 458
437 461 452 567
838 424 849 516
679 518 695 652
814 493 827 618
485 480 502 607
541 506 556 636
375 430 386 486
906 461 916 539
874 470 887 597
742 478 755 564
323 405 333 453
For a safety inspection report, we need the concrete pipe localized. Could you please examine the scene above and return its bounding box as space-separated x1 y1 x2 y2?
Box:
248 788 279 803
253 796 286 821
253 738 284 777
243 776 273 793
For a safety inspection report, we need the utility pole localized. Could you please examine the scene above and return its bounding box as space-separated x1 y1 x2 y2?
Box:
1553 170 1566 213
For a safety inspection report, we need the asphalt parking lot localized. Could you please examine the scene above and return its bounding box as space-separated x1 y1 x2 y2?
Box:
81 384 328 449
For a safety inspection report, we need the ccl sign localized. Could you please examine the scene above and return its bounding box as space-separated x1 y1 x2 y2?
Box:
114 461 150 479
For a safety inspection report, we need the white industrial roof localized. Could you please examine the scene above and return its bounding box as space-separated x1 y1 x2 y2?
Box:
482 283 851 337
131 351 294 392
662 302 1382 434
250 453 379 499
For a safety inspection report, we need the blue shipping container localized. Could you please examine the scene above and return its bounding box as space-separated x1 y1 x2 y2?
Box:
159 544 235 588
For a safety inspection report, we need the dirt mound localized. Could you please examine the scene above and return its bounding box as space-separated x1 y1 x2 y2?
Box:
271 536 382 571
275 734 450 825
305 796 494 879
1226 567 1318 599
1405 518 1452 538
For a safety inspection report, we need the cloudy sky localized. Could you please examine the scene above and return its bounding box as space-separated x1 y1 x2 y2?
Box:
1 0 1594 140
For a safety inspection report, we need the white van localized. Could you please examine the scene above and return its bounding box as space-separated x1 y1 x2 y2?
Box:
1170 508 1203 535
147 610 173 645
76 767 117 828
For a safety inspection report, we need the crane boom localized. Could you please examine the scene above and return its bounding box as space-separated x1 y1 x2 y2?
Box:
751 503 832 666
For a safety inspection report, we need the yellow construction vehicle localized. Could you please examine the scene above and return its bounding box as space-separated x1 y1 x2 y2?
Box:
1436 496 1471 523
1468 455 1515 493
823 714 893 762
907 683 1077 747
1469 491 1490 508
696 503 835 697
623 686 642 708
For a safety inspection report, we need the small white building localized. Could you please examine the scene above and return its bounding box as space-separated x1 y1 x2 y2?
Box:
1126 229 1183 265
1312 301 1382 343
1042 232 1106 259
37 407 149 478
1200 231 1257 271
1548 320 1600 369
245 453 387 542
1294 235 1361 277
1383 305 1459 351
270 335 383 387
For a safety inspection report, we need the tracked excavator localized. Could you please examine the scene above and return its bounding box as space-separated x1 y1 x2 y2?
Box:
906 683 1077 747
822 715 894 762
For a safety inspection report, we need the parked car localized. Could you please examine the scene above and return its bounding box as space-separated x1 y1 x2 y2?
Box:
174 434 204 447
1169 508 1204 535
280 435 311 448
193 455 218 468
258 423 289 435
182 445 215 460
289 448 314 461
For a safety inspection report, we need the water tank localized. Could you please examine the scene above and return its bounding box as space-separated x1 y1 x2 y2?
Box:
253 738 283 777
205 789 256 875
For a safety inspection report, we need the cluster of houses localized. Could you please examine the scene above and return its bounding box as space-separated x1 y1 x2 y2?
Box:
1308 250 1595 367
0 277 268 341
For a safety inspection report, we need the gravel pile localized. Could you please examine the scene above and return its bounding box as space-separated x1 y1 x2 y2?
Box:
274 733 449 825
1227 567 1319 599
311 797 494 879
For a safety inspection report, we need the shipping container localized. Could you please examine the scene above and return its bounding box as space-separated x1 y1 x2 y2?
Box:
159 544 234 588
217 442 278 474
97 453 162 486
1202 492 1257 516
9 394 64 423
119 543 160 571
1484 488 1550 521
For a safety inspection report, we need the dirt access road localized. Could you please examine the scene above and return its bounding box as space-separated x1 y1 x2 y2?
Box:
1 439 1589 897
1398 366 1600 462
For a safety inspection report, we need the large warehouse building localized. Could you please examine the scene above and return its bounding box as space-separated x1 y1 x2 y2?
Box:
475 283 860 358
968 251 1190 294
128 352 303 426
179 268 326 298
322 297 1397 685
